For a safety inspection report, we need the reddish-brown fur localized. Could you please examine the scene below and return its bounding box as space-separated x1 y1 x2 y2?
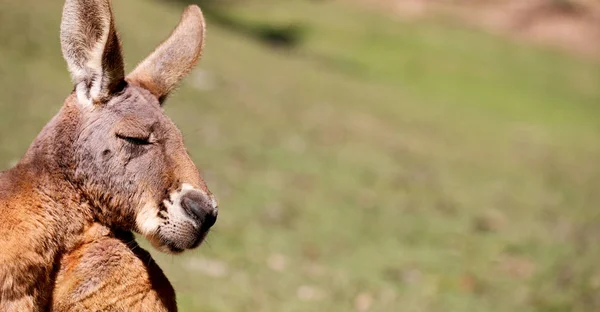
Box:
52 224 177 312
0 1 214 311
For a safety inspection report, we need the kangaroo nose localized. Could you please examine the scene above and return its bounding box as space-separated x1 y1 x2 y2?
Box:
180 191 218 231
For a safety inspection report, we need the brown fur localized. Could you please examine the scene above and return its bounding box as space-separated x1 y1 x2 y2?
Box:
52 224 176 312
0 1 213 310
128 5 206 103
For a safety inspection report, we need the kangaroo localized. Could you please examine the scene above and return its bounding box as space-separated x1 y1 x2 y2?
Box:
0 1 216 310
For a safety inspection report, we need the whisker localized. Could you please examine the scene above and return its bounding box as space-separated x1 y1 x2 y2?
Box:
146 252 153 267
129 243 140 253
204 239 213 251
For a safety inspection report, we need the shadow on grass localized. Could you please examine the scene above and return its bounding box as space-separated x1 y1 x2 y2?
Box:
167 0 306 49
164 0 371 77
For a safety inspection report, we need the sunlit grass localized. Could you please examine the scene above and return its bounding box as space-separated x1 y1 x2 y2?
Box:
1 0 599 311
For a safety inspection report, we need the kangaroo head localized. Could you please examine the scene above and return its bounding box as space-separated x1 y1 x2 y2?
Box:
58 0 216 253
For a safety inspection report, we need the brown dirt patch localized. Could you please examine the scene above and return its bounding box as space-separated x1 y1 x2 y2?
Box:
358 0 600 59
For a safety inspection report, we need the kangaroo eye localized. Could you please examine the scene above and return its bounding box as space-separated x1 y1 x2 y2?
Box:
117 134 152 145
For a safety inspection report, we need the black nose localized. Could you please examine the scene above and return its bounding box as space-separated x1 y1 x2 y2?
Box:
180 191 218 231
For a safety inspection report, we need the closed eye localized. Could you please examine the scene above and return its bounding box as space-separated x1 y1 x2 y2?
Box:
116 134 152 145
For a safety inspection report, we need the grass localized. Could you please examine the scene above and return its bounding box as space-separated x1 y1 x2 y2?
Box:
1 0 600 311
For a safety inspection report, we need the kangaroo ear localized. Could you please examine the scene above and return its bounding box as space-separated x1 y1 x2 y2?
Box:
60 0 125 105
127 5 206 104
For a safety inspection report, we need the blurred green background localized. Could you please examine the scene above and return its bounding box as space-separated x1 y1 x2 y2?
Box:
1 0 600 311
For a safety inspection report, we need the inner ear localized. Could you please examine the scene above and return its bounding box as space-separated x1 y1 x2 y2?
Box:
126 5 206 104
60 0 125 105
